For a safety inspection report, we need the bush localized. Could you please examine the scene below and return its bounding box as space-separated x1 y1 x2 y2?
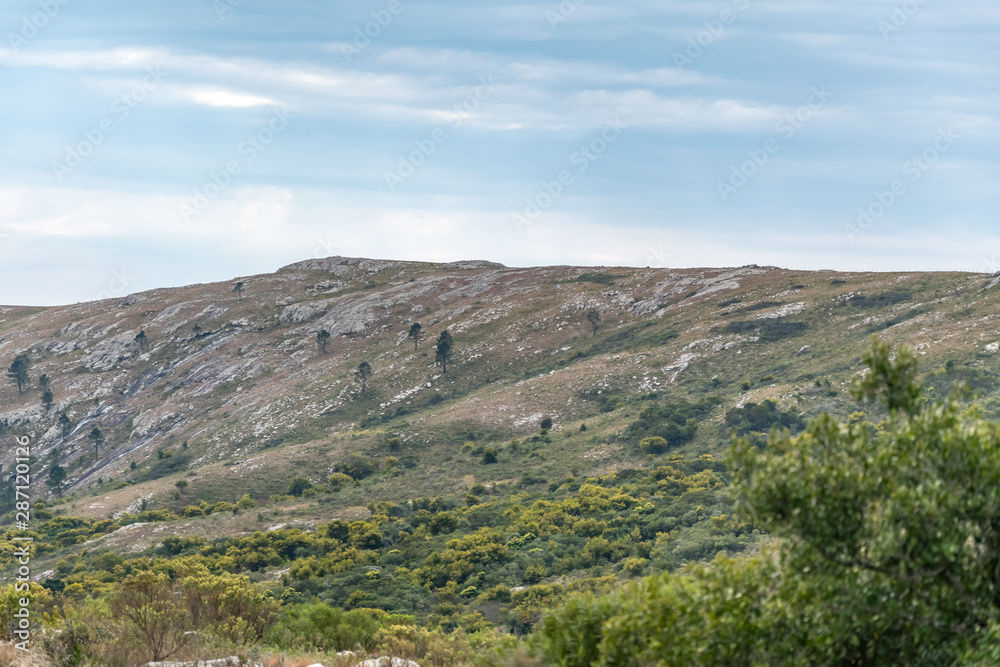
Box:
286 477 314 497
327 472 354 491
334 454 376 480
265 603 383 652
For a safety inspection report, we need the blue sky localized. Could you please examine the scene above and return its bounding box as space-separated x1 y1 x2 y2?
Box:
0 0 998 305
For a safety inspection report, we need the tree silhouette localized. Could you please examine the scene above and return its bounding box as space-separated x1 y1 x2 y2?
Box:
58 413 72 439
356 361 372 393
587 310 601 336
408 322 423 351
317 329 331 355
38 373 50 392
192 323 203 337
90 427 104 459
135 330 147 353
41 390 53 413
46 465 66 498
233 282 245 301
6 353 30 394
436 330 454 374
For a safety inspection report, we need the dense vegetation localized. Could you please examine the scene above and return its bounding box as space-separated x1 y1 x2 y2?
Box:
6 338 999 665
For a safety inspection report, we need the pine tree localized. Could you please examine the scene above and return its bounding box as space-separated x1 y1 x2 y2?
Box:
408 322 423 351
436 330 454 374
6 353 30 394
356 361 372 393
233 282 245 301
587 310 601 336
317 329 331 354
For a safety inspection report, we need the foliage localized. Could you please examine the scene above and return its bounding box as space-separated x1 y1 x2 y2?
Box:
723 398 805 436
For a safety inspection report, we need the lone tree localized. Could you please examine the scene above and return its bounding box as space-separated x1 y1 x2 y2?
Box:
6 353 30 394
192 323 203 337
41 390 53 413
587 309 601 336
355 361 372 393
408 322 423 351
233 282 245 301
46 465 66 498
38 373 50 392
89 427 104 459
316 329 331 355
435 330 454 374
135 330 147 353
58 413 72 439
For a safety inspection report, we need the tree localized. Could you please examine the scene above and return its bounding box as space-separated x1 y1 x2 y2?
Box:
89 427 104 459
233 282 245 301
45 466 66 498
110 572 191 661
58 413 72 439
355 361 372 393
408 322 423 351
38 373 49 392
316 329 331 355
135 330 147 353
435 330 454 374
41 389 53 413
534 337 1000 666
286 477 314 497
6 353 30 394
192 323 203 337
586 310 601 336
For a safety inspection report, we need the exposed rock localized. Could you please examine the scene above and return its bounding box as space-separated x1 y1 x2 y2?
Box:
280 299 333 323
81 330 139 371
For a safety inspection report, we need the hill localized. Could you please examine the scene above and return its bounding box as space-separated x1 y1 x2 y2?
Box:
3 258 1000 664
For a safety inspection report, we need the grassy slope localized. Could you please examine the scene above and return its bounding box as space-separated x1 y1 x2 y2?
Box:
3 260 1000 586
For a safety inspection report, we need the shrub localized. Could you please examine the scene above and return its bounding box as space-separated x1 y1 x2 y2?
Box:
327 472 354 491
287 477 314 497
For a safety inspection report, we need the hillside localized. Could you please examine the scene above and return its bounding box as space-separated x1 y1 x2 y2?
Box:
3 257 1000 663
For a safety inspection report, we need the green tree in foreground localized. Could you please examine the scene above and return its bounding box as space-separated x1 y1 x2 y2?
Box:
6 353 30 394
533 336 1000 666
435 330 453 374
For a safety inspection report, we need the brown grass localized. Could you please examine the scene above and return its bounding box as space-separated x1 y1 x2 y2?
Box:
0 642 54 667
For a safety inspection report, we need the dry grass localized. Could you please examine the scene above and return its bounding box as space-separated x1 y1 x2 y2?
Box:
0 643 54 667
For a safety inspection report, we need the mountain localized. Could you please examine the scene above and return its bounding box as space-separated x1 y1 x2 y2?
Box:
3 259 999 536
6 257 1000 663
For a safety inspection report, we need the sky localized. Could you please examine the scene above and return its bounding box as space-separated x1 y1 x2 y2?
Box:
0 0 998 305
